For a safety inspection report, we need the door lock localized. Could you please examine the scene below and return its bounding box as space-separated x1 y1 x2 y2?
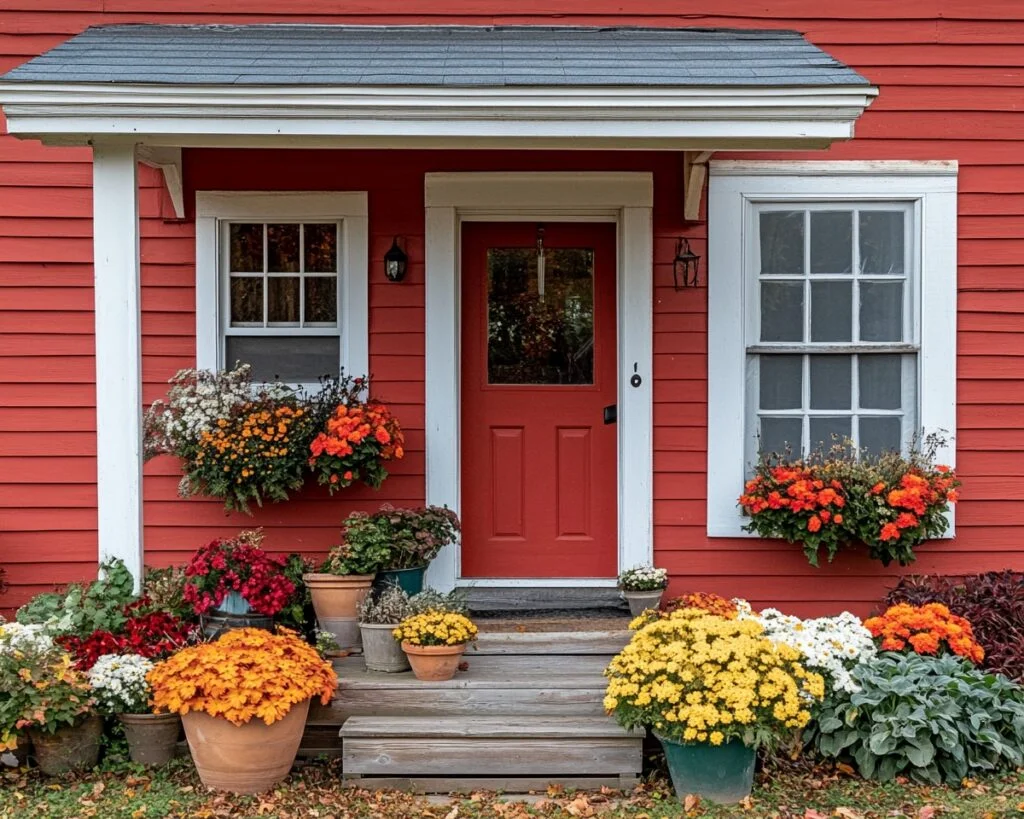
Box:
603 405 617 425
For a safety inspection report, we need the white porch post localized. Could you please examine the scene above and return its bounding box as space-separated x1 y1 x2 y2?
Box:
92 141 143 590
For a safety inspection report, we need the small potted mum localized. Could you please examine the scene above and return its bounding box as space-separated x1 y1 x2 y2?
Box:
617 565 669 616
357 584 413 673
393 611 478 681
604 607 825 804
148 628 336 794
87 654 180 766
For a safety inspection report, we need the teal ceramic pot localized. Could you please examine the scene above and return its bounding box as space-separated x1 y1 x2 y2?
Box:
374 565 426 596
657 734 756 805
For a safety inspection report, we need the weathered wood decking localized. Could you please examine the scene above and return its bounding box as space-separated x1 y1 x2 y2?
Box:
301 625 641 793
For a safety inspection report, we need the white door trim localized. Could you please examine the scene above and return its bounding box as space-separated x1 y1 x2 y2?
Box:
423 172 654 591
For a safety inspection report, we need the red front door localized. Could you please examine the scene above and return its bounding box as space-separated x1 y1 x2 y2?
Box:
460 222 618 578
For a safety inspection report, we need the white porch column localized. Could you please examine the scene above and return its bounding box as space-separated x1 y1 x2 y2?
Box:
92 142 143 589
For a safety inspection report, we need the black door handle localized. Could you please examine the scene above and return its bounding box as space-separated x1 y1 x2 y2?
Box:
603 404 617 425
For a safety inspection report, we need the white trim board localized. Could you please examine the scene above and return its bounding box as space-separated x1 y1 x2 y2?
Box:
706 160 958 538
194 191 369 383
0 83 875 149
424 172 654 592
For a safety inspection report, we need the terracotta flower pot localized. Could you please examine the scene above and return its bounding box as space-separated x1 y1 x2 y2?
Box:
181 698 310 794
119 712 182 766
401 641 467 681
27 715 102 776
304 573 374 651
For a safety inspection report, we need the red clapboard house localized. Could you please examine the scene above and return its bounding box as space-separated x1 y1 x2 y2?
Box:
0 3 1020 618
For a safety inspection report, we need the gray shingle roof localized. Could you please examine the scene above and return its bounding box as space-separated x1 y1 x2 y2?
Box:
1 25 870 88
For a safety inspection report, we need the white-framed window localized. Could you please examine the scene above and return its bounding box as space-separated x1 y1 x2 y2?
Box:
194 192 368 387
707 161 957 538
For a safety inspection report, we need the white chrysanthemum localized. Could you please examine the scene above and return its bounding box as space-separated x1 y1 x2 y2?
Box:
87 654 155 715
0 621 55 655
617 565 669 591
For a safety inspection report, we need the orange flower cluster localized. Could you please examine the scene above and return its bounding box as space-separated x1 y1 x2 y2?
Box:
664 591 738 619
876 470 959 543
308 402 405 493
148 628 337 727
864 603 984 663
198 406 303 479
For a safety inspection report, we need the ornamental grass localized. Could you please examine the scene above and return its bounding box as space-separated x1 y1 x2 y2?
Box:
864 602 984 663
147 628 337 727
604 608 825 749
392 612 478 647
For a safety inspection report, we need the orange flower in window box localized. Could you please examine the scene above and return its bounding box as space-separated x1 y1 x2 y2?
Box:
308 399 405 493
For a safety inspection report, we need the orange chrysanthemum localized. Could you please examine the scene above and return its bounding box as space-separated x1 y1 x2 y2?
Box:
864 603 984 664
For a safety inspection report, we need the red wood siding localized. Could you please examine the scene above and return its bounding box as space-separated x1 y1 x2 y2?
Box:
2 2 1023 615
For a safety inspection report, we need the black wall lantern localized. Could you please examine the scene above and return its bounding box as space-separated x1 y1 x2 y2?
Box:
384 237 408 282
672 237 701 289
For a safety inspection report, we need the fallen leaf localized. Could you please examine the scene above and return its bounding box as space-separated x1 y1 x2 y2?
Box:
684 793 700 812
739 795 755 810
918 808 937 819
444 806 459 819
547 783 566 797
835 809 864 819
804 811 828 819
566 795 595 817
835 763 857 777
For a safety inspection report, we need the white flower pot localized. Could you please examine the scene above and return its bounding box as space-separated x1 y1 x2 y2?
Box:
623 589 664 617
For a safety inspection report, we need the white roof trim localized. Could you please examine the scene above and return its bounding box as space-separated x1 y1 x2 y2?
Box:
0 82 877 147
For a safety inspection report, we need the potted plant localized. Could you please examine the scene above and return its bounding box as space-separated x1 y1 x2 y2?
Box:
304 531 391 651
618 565 669 616
393 611 478 681
182 530 307 639
357 584 413 672
148 628 337 794
342 504 460 596
0 628 101 776
87 653 180 766
604 607 825 805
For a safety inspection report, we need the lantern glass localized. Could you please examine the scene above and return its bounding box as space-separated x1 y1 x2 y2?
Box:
384 238 408 282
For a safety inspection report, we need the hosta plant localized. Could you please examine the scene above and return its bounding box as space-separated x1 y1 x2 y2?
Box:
811 652 1024 785
604 608 825 749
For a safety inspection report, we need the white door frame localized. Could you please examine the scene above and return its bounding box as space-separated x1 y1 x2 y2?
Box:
423 172 654 590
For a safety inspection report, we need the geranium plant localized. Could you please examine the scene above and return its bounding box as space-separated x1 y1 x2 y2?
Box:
617 565 669 592
342 505 460 572
864 602 984 663
86 654 155 715
604 608 825 749
147 628 336 726
392 611 478 647
182 530 305 619
739 437 959 567
308 402 404 493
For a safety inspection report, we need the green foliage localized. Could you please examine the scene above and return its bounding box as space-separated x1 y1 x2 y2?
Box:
277 554 314 631
357 583 412 625
140 565 193 621
339 505 461 571
408 587 469 616
810 652 1024 785
319 536 390 577
15 559 136 638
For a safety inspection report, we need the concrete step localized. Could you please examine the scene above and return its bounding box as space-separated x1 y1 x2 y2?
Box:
341 715 644 792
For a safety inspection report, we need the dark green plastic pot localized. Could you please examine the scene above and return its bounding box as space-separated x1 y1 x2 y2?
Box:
374 565 426 596
657 734 756 805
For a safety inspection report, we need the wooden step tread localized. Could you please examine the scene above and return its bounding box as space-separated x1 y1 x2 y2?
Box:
473 630 630 655
340 715 643 740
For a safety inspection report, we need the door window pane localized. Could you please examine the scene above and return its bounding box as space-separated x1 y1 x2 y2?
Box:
810 211 853 274
487 247 595 385
759 355 802 410
810 416 851 451
809 355 851 410
860 281 904 342
811 281 852 342
860 211 904 275
859 355 902 409
760 281 804 342
759 211 804 275
759 417 802 456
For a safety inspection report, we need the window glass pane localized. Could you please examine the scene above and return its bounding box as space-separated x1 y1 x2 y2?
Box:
811 281 852 342
810 355 851 410
267 224 300 272
487 247 595 385
304 277 337 324
759 211 804 275
859 355 902 409
229 224 263 273
268 277 300 323
810 416 851 451
759 355 802 410
229 277 263 325
304 223 338 273
225 335 339 383
860 281 904 342
860 211 904 275
810 211 853 274
759 417 802 456
760 281 804 342
860 416 903 456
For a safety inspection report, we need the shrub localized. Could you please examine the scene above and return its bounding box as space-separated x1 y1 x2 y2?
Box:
811 652 1024 785
864 603 984 663
15 559 135 638
885 571 1024 682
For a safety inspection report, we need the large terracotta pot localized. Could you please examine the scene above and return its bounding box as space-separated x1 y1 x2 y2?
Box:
181 698 310 794
401 642 467 681
303 573 374 651
27 715 102 776
120 712 181 767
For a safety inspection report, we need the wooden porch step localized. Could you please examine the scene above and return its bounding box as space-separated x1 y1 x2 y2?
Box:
341 716 643 792
473 629 630 655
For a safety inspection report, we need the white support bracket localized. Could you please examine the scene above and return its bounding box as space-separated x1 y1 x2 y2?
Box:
137 145 184 219
683 151 715 222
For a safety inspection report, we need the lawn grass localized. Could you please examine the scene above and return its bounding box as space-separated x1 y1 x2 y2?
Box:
1 759 1021 818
